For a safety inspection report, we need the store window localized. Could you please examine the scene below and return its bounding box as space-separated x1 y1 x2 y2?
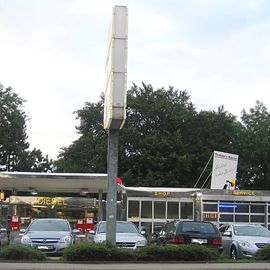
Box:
203 203 217 212
141 201 152 218
219 214 233 222
154 201 166 219
235 204 249 213
180 202 193 219
251 215 265 223
128 200 139 218
219 203 235 213
167 202 179 219
235 215 249 222
251 205 265 213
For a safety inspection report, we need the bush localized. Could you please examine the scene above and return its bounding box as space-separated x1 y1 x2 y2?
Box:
0 245 46 261
63 243 135 261
136 244 219 261
63 242 219 262
255 244 270 260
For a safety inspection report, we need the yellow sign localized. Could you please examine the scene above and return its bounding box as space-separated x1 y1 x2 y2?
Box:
154 191 171 197
232 190 256 196
0 191 5 201
34 197 68 206
204 213 221 219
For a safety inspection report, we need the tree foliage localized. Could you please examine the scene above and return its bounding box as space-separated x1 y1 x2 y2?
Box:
238 101 270 190
55 83 244 188
56 99 107 173
54 83 270 190
0 84 53 172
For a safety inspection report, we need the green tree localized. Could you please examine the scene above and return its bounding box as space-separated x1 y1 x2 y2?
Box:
55 98 107 173
0 84 52 172
0 84 29 171
55 83 243 188
238 101 270 190
119 83 197 187
16 148 53 172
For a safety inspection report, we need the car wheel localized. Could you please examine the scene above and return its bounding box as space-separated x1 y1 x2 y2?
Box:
230 246 238 260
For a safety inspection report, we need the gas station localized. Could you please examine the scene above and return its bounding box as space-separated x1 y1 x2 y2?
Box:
0 172 114 233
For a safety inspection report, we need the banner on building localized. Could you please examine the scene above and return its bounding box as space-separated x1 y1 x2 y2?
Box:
210 151 238 190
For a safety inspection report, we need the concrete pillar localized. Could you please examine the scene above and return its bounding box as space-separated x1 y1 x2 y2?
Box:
98 189 103 221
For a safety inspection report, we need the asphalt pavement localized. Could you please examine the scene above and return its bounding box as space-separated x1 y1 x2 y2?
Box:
0 262 270 270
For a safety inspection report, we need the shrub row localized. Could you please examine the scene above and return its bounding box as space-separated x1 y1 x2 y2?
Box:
0 244 46 261
63 243 220 262
255 244 270 260
2 242 270 262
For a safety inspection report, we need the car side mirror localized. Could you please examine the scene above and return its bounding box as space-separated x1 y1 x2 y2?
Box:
140 230 146 236
152 232 159 239
223 231 232 237
88 230 95 235
20 228 26 234
0 228 7 233
72 229 81 234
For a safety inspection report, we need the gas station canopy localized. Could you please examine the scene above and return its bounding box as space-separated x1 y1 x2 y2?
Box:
0 172 108 194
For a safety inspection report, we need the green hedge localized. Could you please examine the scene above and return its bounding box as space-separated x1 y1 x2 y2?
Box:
255 244 270 260
135 244 219 261
63 243 219 262
63 243 135 261
0 244 46 261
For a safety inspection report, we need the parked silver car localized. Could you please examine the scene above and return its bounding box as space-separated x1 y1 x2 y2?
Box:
219 223 270 259
87 221 147 249
20 218 79 254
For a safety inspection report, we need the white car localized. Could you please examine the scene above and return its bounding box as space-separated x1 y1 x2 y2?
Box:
219 223 270 259
87 221 147 249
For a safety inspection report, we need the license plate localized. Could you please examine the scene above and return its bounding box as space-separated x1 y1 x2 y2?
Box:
191 238 207 244
37 245 53 250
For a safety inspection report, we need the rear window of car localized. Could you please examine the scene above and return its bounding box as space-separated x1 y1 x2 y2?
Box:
179 222 216 234
98 222 139 234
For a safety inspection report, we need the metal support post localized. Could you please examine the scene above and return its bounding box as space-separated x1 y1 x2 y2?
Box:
106 129 119 244
98 189 103 221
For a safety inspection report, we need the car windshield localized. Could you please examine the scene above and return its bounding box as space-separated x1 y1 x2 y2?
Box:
98 222 138 234
234 225 270 237
181 222 216 234
28 219 70 232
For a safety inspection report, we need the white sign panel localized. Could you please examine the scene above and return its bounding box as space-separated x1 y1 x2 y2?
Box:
104 6 128 130
210 151 238 189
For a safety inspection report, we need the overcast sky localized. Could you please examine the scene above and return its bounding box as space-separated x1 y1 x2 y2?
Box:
1 0 270 160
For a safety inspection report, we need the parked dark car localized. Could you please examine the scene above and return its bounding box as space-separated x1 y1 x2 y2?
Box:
20 218 80 254
152 220 223 252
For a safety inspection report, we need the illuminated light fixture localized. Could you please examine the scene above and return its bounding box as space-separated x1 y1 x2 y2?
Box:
80 188 88 196
29 188 38 195
219 204 237 208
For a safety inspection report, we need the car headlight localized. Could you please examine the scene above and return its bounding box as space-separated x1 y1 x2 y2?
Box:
136 239 147 247
21 235 31 244
238 240 252 248
59 235 72 243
